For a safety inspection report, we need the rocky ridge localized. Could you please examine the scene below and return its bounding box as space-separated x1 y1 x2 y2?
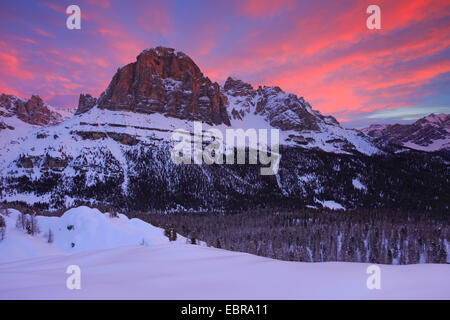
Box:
362 113 450 152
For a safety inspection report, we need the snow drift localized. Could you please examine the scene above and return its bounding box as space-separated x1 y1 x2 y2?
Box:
0 207 449 299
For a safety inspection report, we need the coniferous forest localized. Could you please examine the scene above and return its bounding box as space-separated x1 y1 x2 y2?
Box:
3 197 450 265
133 208 449 264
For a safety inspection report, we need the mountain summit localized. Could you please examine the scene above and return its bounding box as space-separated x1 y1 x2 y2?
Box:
362 113 450 152
89 47 230 125
0 94 66 126
76 47 378 155
0 47 448 212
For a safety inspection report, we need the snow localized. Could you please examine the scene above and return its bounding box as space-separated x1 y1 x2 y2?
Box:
422 113 448 126
46 105 75 120
0 91 383 203
315 199 346 211
0 115 40 152
403 139 450 152
0 206 449 299
224 88 382 156
0 206 187 263
352 178 367 191
361 113 450 152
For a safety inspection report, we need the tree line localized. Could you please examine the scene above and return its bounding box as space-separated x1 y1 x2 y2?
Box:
135 208 449 264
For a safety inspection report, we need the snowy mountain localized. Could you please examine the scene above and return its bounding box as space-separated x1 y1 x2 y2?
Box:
0 47 448 212
223 77 379 155
0 94 73 151
362 113 450 152
0 94 68 126
0 206 449 299
77 47 379 155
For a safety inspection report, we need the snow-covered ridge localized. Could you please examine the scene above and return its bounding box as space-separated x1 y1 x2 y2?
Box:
0 94 73 154
222 77 380 156
422 113 449 126
2 47 445 212
362 113 450 152
47 105 76 121
0 206 188 263
0 99 379 181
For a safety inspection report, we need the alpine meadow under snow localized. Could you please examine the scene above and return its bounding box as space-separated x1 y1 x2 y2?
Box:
0 206 449 300
0 46 449 300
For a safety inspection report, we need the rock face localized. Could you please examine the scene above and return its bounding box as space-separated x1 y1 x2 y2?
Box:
362 113 450 152
223 77 339 131
97 47 230 125
0 94 63 126
76 94 97 115
84 47 340 132
2 46 449 213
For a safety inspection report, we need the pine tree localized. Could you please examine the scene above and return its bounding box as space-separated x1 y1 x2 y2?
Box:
190 233 197 245
170 228 177 242
0 215 6 241
164 225 177 241
164 226 171 240
25 213 40 236
16 212 26 230
47 228 54 243
109 208 118 218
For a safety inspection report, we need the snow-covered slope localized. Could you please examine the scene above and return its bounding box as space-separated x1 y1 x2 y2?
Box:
0 94 71 155
362 113 450 152
47 105 75 121
0 47 448 212
0 105 397 211
223 77 380 155
0 206 187 263
0 206 449 299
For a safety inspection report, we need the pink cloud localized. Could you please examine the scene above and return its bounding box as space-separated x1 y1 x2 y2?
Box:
1 0 448 120
236 0 295 18
85 0 111 9
35 28 55 38
0 46 34 80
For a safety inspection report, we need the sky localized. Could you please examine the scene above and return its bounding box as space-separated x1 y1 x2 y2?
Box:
0 0 449 128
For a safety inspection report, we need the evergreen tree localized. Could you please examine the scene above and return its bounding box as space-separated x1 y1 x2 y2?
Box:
47 228 54 243
0 215 6 241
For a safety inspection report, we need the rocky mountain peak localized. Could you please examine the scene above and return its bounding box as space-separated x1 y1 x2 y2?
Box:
223 76 339 131
417 113 449 127
0 93 63 126
76 93 97 115
362 113 450 152
97 46 230 125
224 77 254 96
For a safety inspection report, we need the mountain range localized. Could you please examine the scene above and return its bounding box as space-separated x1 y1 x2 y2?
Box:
0 47 448 212
362 113 450 152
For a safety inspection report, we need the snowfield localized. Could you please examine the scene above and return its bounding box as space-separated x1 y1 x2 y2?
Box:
0 207 449 300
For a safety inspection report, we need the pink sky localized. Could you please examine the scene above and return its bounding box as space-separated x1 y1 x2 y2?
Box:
0 0 449 127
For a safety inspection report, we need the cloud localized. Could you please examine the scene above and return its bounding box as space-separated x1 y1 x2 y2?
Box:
85 0 111 8
234 0 295 18
0 0 448 124
0 43 34 80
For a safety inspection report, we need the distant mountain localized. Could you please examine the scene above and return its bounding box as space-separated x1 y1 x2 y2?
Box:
362 113 450 152
0 47 448 212
0 94 72 150
75 47 379 155
50 105 76 121
0 94 69 126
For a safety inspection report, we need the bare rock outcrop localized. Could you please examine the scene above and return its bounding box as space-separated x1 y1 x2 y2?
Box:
97 46 230 126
